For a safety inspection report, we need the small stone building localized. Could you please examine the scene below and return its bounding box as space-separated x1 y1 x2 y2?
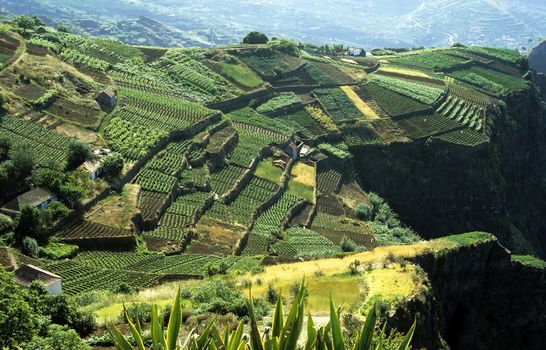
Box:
82 160 102 180
1 187 57 217
14 264 63 295
95 87 117 108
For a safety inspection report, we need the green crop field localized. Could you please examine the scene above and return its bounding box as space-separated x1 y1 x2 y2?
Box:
218 61 263 88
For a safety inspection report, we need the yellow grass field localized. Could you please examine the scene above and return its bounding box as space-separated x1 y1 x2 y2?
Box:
290 162 316 188
340 86 380 120
378 65 431 79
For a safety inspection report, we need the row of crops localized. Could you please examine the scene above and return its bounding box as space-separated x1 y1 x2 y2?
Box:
316 168 344 194
279 109 326 137
111 65 212 103
314 88 363 123
0 114 73 166
160 50 240 100
397 113 462 139
434 128 489 147
358 82 429 116
209 164 247 197
256 92 301 114
448 66 528 95
103 116 166 161
368 74 444 105
44 253 248 295
271 227 340 259
237 50 293 79
56 221 133 240
436 95 484 131
226 107 295 137
227 176 278 227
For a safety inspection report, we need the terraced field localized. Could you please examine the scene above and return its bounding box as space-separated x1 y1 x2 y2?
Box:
3 27 527 296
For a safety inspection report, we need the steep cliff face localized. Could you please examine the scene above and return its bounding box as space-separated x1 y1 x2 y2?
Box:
352 88 546 257
403 236 546 350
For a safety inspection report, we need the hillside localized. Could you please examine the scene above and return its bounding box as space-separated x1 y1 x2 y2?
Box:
1 18 546 349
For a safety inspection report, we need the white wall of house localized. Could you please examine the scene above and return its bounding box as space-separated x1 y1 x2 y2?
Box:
47 280 63 295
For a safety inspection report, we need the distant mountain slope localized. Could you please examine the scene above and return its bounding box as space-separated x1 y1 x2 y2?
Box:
1 0 545 49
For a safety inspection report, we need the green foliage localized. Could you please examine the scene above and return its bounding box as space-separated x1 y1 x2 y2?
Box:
218 61 263 88
0 271 94 348
340 235 357 252
12 15 44 36
318 142 352 160
314 88 362 122
24 324 91 350
0 213 13 235
66 140 92 170
355 203 372 220
40 240 78 260
440 231 496 246
191 279 249 317
256 92 301 114
369 74 443 105
113 283 415 350
511 255 546 269
15 206 44 242
22 236 40 257
243 31 269 44
100 152 124 178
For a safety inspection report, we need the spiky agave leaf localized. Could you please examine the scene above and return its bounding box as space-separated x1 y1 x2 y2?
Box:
111 325 134 350
151 304 167 349
305 313 317 350
125 308 146 350
247 287 265 350
396 319 416 350
329 297 345 350
280 283 306 350
354 302 376 350
271 294 284 338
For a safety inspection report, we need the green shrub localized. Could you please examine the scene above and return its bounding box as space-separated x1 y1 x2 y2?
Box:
22 236 40 257
40 241 78 260
243 31 269 44
0 213 13 235
24 324 90 350
355 203 372 220
66 140 92 170
112 283 416 350
100 153 124 178
340 235 357 252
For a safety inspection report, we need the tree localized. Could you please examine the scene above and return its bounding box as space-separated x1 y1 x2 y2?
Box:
22 236 40 257
340 235 357 252
58 184 84 208
0 272 40 348
355 203 372 220
12 16 43 36
24 325 90 350
57 25 70 33
243 31 269 44
66 140 91 170
11 143 36 177
15 205 44 242
31 167 65 193
100 153 124 178
0 90 9 112
0 136 10 159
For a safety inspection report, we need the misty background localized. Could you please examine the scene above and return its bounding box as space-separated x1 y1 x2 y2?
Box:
1 0 545 50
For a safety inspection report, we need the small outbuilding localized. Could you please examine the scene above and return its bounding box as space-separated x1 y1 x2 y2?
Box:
82 160 102 180
18 187 57 210
14 264 63 295
95 87 117 108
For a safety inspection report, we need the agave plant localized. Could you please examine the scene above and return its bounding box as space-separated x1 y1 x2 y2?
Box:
111 284 415 350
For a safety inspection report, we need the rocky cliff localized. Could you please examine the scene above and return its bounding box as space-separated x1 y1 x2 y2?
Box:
392 233 546 350
352 87 546 257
